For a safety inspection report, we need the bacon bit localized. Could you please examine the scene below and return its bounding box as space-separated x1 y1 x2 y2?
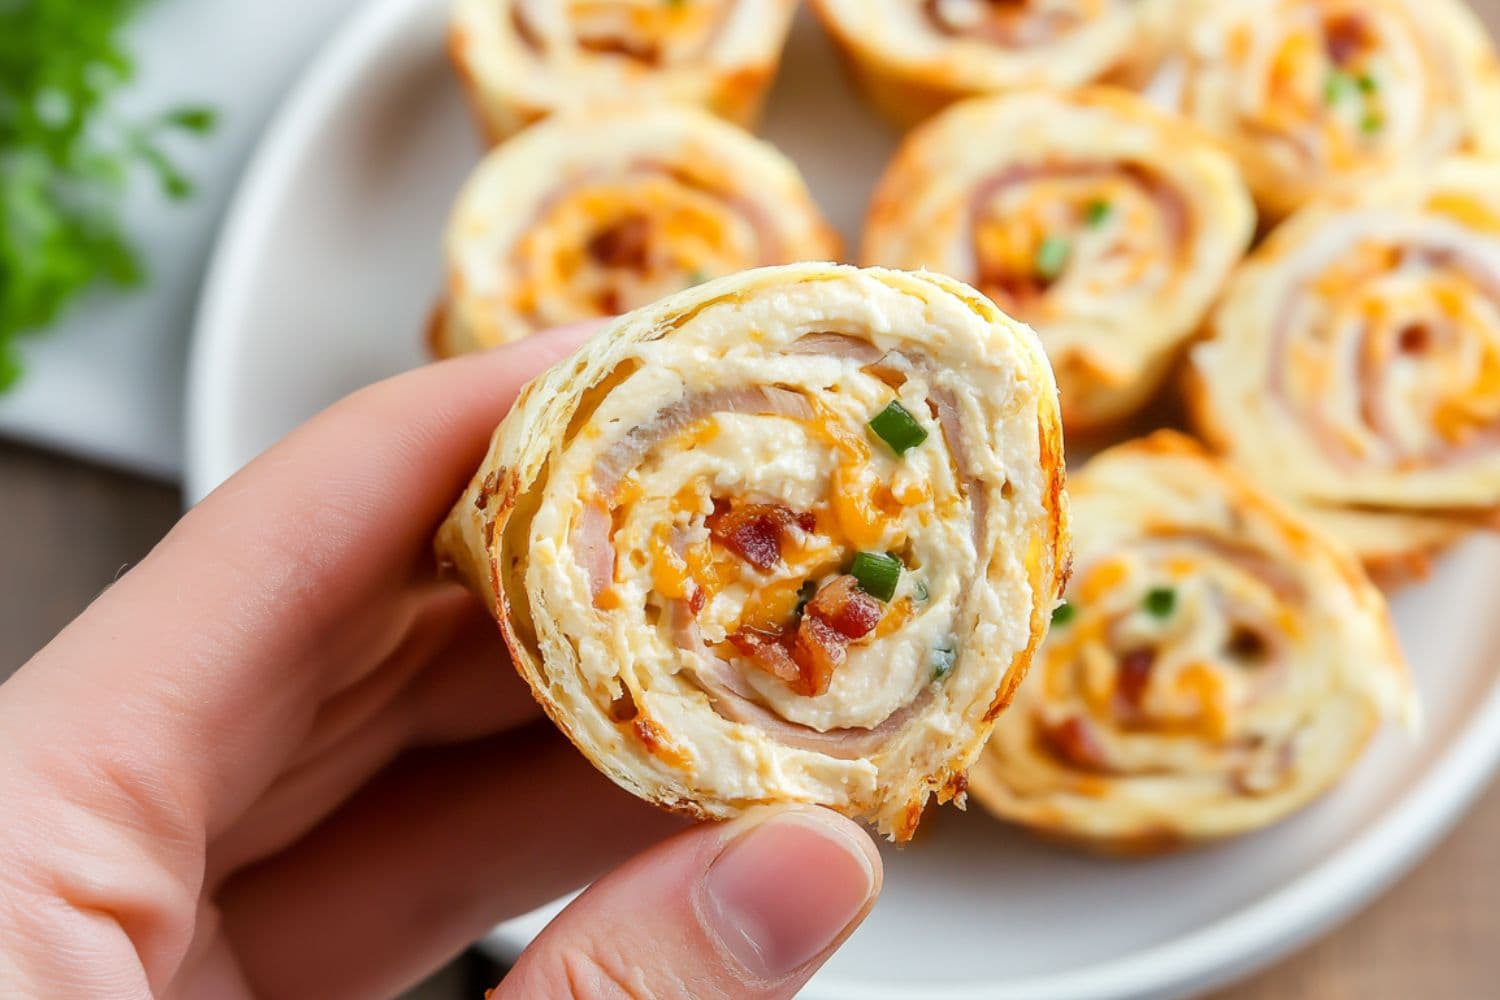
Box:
474 469 501 511
788 576 884 696
1398 323 1432 354
792 615 845 697
577 32 662 64
687 586 706 616
1115 648 1156 714
805 575 883 639
1042 716 1113 773
729 627 801 686
1323 13 1370 66
586 215 651 270
633 717 689 770
706 499 814 571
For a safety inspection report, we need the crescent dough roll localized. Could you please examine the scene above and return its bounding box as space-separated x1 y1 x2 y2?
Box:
437 263 1069 839
1188 157 1500 580
808 0 1170 128
430 106 840 357
969 432 1411 852
863 88 1254 432
450 0 798 141
1153 0 1500 218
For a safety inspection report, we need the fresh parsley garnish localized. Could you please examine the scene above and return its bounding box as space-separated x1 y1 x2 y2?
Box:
0 0 217 390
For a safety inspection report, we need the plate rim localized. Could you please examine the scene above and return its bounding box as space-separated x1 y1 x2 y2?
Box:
182 0 1500 995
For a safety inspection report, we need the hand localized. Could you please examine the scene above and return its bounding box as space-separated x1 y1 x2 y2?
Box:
0 326 882 999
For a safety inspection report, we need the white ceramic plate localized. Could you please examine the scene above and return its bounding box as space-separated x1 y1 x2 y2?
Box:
185 1 1500 996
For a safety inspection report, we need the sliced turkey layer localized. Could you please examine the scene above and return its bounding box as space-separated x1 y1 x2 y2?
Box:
1267 238 1500 470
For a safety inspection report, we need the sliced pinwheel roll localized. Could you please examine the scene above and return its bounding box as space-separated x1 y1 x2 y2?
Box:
809 0 1171 127
1152 0 1500 218
862 88 1254 432
969 432 1411 851
429 106 840 356
450 0 798 141
437 263 1069 839
1188 157 1500 579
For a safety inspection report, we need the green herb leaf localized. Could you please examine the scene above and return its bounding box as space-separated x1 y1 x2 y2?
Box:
850 551 901 603
793 579 818 617
1356 73 1378 94
0 0 217 392
1051 601 1075 627
1143 587 1176 619
163 105 219 134
931 645 957 680
1323 69 1357 105
868 400 928 455
1084 199 1112 227
1034 235 1070 280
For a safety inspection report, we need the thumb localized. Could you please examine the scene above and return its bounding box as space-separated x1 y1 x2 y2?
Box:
494 805 882 999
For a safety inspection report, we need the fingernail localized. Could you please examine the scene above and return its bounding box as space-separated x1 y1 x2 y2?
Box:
701 809 877 980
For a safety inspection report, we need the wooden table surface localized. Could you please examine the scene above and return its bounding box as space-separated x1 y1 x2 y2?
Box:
2 437 1495 997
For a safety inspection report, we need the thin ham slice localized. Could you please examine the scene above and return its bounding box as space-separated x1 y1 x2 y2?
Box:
576 384 811 603
671 598 932 759
592 384 811 501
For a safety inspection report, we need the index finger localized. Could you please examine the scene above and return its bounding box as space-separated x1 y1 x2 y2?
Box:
3 323 600 841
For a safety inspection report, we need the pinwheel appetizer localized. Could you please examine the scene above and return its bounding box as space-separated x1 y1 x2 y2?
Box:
1153 0 1500 218
969 432 1410 852
862 88 1254 432
429 106 840 357
437 263 1070 839
1188 157 1500 581
450 0 799 140
808 0 1170 127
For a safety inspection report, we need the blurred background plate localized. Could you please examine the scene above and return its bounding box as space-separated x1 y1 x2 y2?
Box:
184 0 1500 997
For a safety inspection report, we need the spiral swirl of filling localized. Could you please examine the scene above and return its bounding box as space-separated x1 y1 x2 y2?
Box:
809 0 1166 125
1155 0 1500 216
431 106 840 356
1189 157 1500 573
864 88 1253 430
438 264 1069 838
969 432 1410 851
452 0 799 139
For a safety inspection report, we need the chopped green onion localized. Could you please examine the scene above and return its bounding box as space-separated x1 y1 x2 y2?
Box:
914 578 930 603
1323 69 1357 105
1051 601 1076 627
1034 235 1070 280
793 579 818 617
850 551 901 602
1084 199 1112 227
1143 587 1176 619
868 401 928 455
1360 112 1384 135
931 646 957 679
